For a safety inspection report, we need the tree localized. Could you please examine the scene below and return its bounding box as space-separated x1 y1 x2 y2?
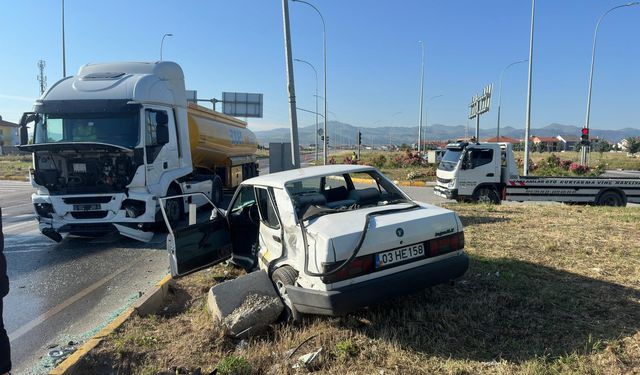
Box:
628 137 640 154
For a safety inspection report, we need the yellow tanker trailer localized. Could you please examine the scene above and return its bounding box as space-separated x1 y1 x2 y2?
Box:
187 102 258 190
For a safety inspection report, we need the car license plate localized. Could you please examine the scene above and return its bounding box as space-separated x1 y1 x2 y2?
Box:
375 243 425 269
73 204 101 211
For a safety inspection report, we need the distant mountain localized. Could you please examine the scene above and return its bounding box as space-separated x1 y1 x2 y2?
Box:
253 121 640 146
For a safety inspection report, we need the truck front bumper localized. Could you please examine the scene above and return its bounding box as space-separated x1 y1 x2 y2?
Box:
33 191 158 242
285 253 469 316
434 185 458 200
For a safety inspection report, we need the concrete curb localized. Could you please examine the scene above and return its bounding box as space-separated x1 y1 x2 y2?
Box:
49 274 175 375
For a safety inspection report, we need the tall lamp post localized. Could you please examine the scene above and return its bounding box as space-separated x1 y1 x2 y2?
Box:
160 33 173 61
582 1 639 165
62 0 66 77
523 0 536 176
417 41 425 152
292 0 327 165
423 94 443 149
294 58 319 162
496 59 527 140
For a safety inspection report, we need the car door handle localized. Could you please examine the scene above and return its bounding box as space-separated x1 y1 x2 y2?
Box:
163 161 168 169
486 173 494 177
272 235 281 243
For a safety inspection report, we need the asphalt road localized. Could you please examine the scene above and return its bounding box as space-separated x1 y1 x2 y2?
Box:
2 181 169 374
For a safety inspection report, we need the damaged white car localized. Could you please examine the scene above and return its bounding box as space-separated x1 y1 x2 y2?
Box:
161 165 468 317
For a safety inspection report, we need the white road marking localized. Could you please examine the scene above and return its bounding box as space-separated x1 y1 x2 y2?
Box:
8 263 132 342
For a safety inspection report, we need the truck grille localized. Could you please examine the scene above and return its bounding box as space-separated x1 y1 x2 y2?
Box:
63 196 113 204
70 211 109 219
437 177 451 184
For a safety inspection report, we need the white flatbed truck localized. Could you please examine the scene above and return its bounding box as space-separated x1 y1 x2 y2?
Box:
434 142 640 206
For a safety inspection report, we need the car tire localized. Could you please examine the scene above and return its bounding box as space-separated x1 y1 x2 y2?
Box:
474 187 500 204
596 190 625 207
271 266 301 322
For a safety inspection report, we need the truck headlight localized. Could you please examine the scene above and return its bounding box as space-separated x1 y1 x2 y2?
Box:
448 179 456 188
34 203 55 218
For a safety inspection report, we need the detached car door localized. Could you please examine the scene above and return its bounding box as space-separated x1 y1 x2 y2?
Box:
161 193 232 277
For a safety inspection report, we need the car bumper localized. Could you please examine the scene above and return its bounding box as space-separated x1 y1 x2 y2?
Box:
285 253 469 316
434 185 458 200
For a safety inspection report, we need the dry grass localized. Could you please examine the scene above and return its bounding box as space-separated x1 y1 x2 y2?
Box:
0 154 31 180
78 204 640 375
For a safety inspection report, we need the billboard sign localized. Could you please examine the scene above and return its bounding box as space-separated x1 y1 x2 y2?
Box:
222 92 263 118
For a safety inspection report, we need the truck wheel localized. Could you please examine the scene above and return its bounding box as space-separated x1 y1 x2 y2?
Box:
596 191 625 207
211 175 223 206
164 186 184 226
271 266 301 322
474 187 500 204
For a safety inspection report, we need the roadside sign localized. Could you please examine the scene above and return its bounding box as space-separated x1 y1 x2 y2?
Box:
468 84 492 119
222 92 263 118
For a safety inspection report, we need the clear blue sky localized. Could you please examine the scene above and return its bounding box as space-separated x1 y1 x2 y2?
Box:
0 0 638 133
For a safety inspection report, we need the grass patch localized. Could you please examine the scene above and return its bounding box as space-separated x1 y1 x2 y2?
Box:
77 204 640 374
0 154 31 180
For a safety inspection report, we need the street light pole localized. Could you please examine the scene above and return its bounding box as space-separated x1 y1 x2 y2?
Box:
292 0 327 165
160 33 173 61
294 58 319 163
582 1 639 165
497 59 527 140
417 41 425 153
523 0 536 176
62 0 66 77
424 94 443 150
282 0 301 168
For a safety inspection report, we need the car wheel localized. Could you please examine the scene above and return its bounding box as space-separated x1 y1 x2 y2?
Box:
596 190 625 207
474 187 500 204
271 266 301 322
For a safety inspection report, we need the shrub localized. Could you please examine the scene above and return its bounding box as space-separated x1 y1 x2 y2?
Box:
569 163 590 175
545 154 561 168
217 355 252 375
335 339 359 359
369 154 387 169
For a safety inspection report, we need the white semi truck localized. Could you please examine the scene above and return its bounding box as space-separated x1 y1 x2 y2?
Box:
17 61 259 242
434 141 640 206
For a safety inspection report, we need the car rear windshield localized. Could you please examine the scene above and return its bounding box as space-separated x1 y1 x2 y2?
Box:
285 170 409 220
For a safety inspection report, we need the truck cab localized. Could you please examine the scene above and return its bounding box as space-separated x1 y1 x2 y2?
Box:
18 62 216 242
434 142 518 203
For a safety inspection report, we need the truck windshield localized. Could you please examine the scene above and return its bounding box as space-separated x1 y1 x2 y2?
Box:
33 113 139 149
438 150 462 171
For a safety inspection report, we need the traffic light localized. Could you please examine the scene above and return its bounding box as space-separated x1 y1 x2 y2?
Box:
581 127 589 145
358 131 362 145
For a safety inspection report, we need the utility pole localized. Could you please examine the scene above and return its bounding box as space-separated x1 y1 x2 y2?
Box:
37 60 47 95
62 0 66 77
523 0 536 176
282 0 300 168
417 41 425 152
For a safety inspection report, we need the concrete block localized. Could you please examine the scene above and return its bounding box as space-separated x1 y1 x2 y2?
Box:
207 270 284 337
